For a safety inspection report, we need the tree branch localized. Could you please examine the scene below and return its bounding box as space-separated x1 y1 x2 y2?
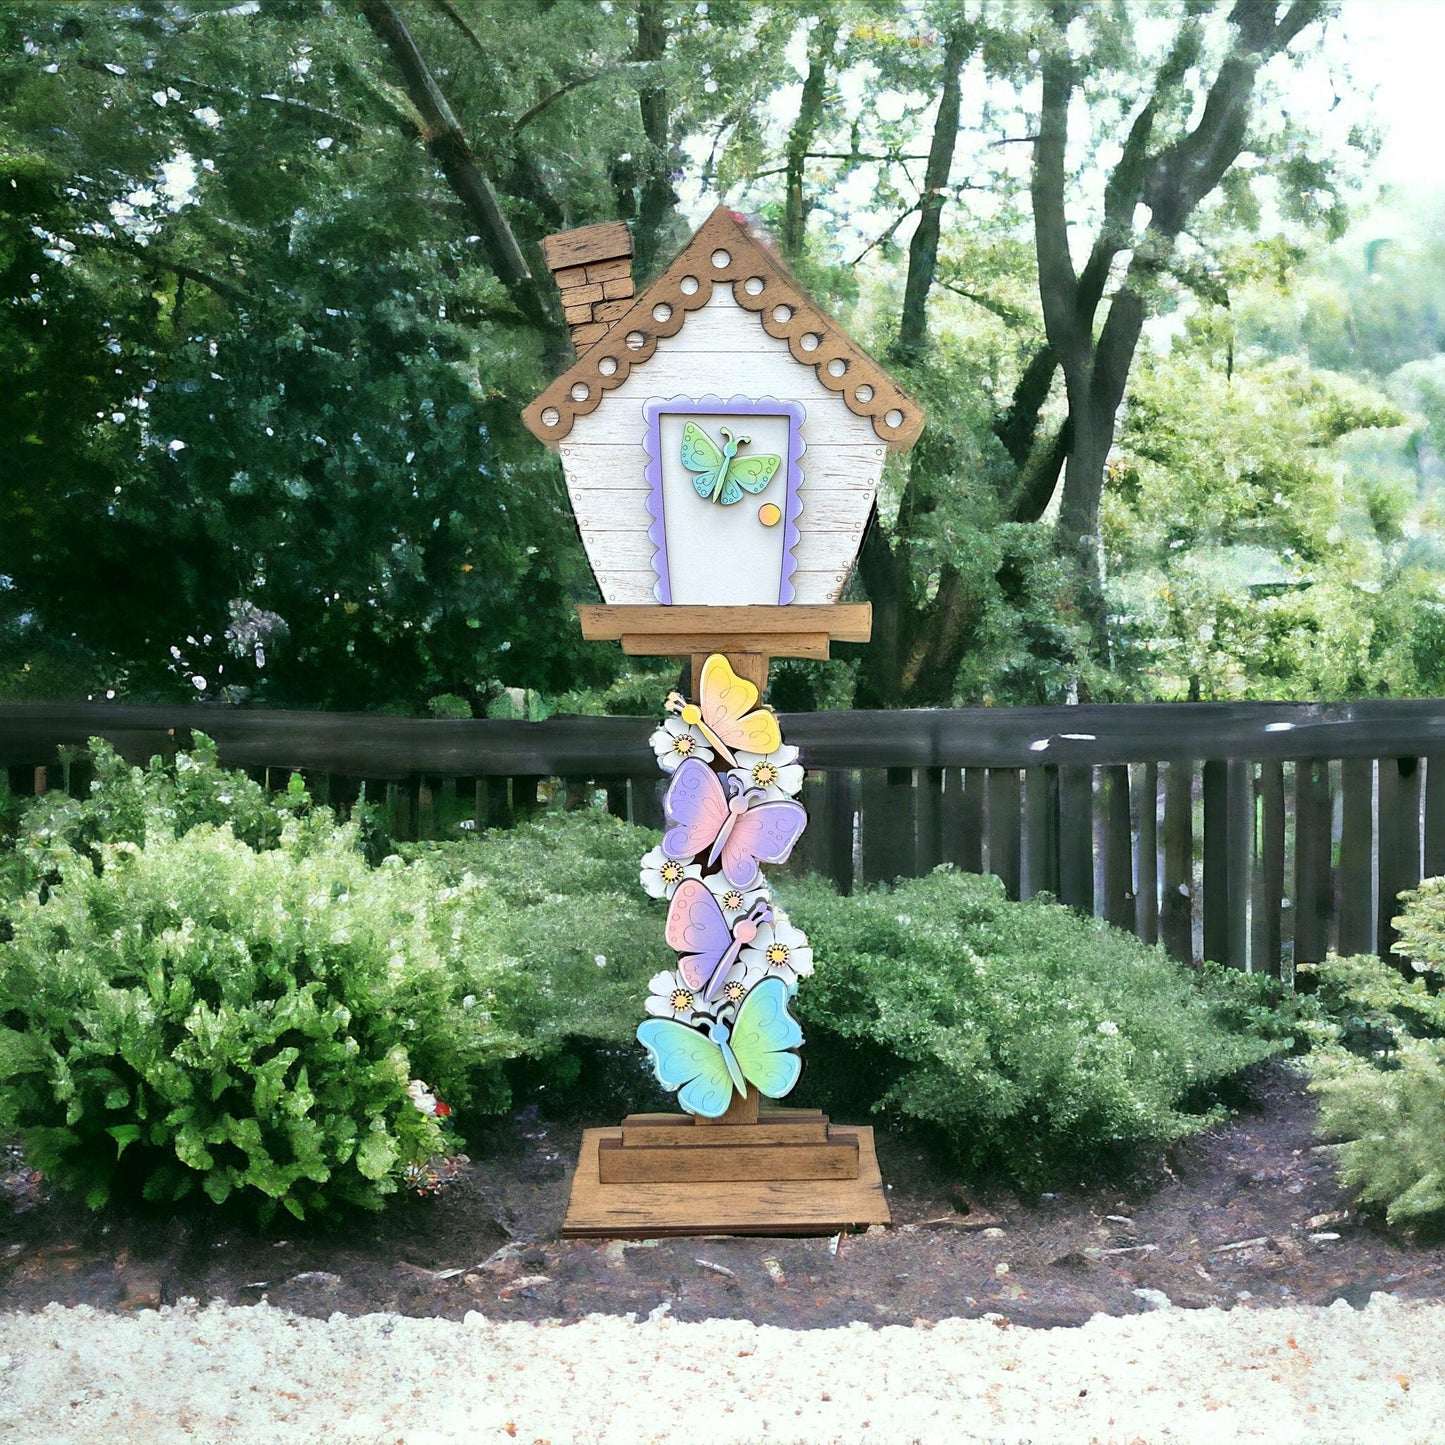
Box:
894 22 973 363
359 0 557 335
782 14 840 260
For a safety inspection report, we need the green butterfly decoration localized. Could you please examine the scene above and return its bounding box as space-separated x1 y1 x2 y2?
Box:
681 422 781 506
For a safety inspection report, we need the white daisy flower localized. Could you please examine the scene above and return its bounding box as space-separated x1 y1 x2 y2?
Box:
737 910 814 986
702 873 771 920
728 743 804 799
650 718 714 773
644 969 705 1025
639 846 702 900
713 953 785 1009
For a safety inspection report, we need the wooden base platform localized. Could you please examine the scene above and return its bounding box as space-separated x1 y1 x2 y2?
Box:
561 1107 891 1238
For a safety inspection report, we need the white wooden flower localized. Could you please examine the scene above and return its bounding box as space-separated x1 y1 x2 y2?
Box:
728 743 804 799
639 846 702 900
713 953 782 1009
736 910 814 986
644 970 703 1025
650 718 714 772
702 873 770 920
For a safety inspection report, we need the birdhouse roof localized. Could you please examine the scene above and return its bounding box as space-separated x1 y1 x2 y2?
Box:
523 207 924 452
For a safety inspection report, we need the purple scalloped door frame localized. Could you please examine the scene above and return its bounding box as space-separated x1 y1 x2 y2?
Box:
643 395 807 605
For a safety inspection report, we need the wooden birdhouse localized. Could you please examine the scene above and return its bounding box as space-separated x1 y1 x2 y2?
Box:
523 208 924 631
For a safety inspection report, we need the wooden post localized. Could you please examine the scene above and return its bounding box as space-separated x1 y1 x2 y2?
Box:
562 603 891 1238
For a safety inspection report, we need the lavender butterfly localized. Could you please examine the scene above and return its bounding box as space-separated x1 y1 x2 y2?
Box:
661 757 807 889
665 879 772 1004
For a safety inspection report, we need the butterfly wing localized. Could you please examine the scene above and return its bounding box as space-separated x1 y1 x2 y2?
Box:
729 977 803 1100
698 654 783 759
636 1019 735 1118
661 758 730 862
719 799 808 889
726 455 780 495
681 422 724 500
665 879 732 993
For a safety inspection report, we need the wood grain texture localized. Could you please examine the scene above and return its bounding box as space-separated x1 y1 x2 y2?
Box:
597 1136 859 1183
558 291 884 605
13 699 1445 780
577 604 873 642
527 206 924 451
561 1125 890 1238
620 1111 828 1147
541 220 633 270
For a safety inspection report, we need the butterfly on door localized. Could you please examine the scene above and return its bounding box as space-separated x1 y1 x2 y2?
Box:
681 421 781 507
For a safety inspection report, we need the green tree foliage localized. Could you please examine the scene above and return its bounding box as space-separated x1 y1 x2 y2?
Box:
1 1 1394 709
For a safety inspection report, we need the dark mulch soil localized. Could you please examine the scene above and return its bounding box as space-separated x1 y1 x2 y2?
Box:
3 1060 1443 1330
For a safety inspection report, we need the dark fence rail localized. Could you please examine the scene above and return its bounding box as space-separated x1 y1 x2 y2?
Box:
6 700 1445 978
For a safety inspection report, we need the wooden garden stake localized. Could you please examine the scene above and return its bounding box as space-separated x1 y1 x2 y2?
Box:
523 208 923 1237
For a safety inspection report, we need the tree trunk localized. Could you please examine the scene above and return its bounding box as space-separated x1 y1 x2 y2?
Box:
359 0 559 338
633 0 677 279
894 24 971 364
781 16 839 262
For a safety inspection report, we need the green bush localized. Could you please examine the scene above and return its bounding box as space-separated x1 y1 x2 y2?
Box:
782 868 1288 1185
1302 923 1445 1226
2 735 295 902
410 812 672 1071
0 742 521 1222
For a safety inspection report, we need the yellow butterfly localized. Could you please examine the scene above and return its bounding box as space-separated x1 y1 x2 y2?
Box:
665 654 781 767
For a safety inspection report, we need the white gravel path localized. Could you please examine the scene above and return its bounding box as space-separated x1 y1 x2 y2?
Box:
0 1295 1439 1444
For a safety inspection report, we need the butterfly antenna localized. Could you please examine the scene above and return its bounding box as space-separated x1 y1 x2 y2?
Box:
664 690 686 716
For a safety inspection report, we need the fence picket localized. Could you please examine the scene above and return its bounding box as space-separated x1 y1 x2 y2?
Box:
1337 758 1373 957
11 699 1445 970
1058 766 1092 911
917 766 943 875
861 767 916 885
1102 764 1132 928
1161 761 1194 963
1252 761 1285 977
1023 765 1059 900
1378 757 1422 961
1135 763 1159 945
1293 759 1332 972
986 768 1021 900
1425 756 1445 878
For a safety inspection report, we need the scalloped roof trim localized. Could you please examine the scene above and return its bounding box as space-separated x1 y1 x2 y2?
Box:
523 207 925 452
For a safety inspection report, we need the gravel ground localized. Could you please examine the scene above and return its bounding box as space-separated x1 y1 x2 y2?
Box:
0 1294 1440 1444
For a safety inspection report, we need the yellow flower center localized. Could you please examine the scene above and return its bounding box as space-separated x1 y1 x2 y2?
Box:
723 981 745 1003
669 988 695 1012
674 734 695 756
766 943 790 966
660 860 684 884
752 762 779 786
721 889 744 911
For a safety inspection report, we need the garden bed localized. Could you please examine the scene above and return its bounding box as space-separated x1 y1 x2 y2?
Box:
3 1060 1442 1329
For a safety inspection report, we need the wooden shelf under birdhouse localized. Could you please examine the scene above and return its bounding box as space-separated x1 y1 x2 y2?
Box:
576 602 871 663
561 1102 890 1238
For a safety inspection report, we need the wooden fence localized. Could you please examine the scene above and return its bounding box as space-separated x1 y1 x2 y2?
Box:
6 699 1445 977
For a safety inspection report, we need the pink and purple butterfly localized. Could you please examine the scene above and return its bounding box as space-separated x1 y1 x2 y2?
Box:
661 757 807 889
665 879 772 1004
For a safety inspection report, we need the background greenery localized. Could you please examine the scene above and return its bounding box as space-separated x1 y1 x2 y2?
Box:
3 1 1442 711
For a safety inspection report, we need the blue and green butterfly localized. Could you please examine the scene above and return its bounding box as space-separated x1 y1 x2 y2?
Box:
681 422 781 507
636 976 802 1118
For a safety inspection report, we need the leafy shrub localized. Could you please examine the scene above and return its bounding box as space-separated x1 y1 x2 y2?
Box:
2 735 297 902
0 742 521 1222
410 813 671 1076
782 868 1288 1185
1302 923 1445 1226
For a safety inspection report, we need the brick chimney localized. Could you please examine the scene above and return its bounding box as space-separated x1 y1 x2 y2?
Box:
540 221 634 354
